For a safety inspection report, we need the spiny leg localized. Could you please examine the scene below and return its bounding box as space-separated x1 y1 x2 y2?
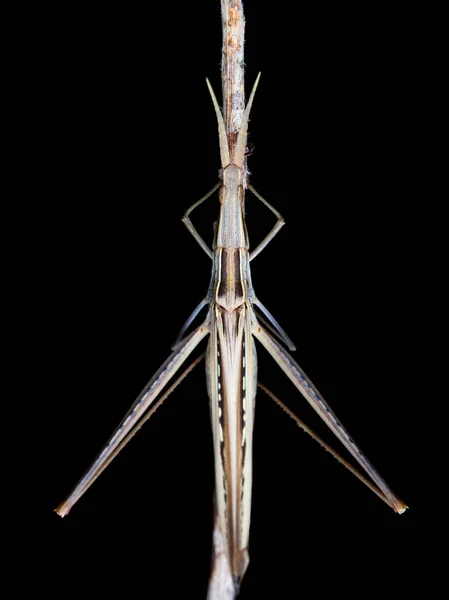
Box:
63 353 207 507
55 323 209 516
258 382 396 510
182 183 220 259
253 323 408 514
248 184 285 261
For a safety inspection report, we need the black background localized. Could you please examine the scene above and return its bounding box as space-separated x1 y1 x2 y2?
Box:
18 1 443 598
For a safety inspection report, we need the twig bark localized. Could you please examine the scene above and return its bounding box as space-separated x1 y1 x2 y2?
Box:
207 507 235 600
220 0 246 159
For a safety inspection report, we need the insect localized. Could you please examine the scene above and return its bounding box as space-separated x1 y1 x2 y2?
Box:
56 73 407 595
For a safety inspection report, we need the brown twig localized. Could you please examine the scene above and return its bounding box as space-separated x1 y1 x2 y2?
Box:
221 0 246 158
